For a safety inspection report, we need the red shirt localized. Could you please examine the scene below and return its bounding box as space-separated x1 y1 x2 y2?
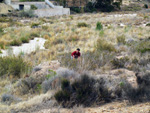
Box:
71 51 81 58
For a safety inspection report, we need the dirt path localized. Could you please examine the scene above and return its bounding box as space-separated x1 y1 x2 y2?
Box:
36 102 150 113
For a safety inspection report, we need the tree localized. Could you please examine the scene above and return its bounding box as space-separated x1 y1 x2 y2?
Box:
0 0 4 2
95 0 122 12
95 0 114 12
55 0 67 7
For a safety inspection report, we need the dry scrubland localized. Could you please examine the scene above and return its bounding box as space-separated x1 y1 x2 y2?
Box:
0 11 150 113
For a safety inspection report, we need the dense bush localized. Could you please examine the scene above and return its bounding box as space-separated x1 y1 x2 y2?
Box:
144 4 148 9
95 0 115 12
85 2 96 13
122 72 150 103
0 56 31 77
20 37 29 43
55 79 71 102
146 23 150 26
70 7 81 13
1 94 21 105
15 77 43 95
77 22 88 28
54 74 113 107
42 68 77 93
54 72 150 107
61 78 70 90
10 39 22 46
96 22 103 31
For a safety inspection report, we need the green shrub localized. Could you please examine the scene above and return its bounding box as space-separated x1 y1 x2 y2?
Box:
31 5 38 10
70 16 73 20
45 70 56 79
96 22 103 31
113 2 121 9
117 35 126 44
70 7 81 13
85 2 97 12
0 17 13 22
136 41 150 53
10 39 22 46
95 0 115 12
77 22 88 28
29 32 40 39
54 90 71 102
31 23 40 28
95 39 116 52
42 26 49 30
0 42 5 49
20 37 29 43
42 69 74 93
144 4 148 9
146 23 150 26
61 79 70 90
71 75 95 102
0 56 31 77
0 27 3 32
55 79 71 103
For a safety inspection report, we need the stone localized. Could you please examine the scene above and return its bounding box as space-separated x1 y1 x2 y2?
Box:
33 66 42 73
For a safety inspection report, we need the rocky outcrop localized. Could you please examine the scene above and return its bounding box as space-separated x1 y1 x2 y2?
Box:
32 60 60 78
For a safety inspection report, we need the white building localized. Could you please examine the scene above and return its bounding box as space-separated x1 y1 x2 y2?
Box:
4 0 70 17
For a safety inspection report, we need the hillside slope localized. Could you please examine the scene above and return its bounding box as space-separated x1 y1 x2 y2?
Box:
0 3 13 14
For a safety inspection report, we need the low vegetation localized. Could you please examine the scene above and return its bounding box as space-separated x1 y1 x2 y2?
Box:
18 10 35 18
0 28 41 48
117 35 126 45
77 22 88 28
96 22 103 31
0 5 150 112
0 17 13 22
55 72 150 107
0 56 31 77
95 38 116 52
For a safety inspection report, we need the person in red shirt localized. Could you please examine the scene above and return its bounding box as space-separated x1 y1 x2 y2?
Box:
71 48 81 59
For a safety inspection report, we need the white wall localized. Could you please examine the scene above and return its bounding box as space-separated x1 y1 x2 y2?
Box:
11 4 30 11
4 0 11 5
34 8 70 17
